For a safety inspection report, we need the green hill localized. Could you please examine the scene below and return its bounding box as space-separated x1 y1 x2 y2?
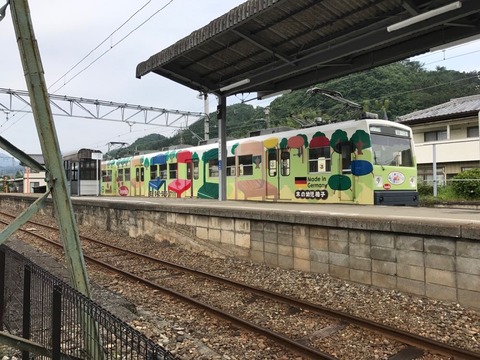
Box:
107 60 479 158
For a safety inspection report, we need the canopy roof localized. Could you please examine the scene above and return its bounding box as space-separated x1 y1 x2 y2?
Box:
136 0 480 99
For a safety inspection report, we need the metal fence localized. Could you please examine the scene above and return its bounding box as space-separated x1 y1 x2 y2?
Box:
0 245 178 359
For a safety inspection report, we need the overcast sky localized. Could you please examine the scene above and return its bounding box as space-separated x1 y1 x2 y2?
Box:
1 0 479 157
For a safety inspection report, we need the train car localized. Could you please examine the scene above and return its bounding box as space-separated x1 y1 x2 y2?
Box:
63 148 103 196
101 118 419 205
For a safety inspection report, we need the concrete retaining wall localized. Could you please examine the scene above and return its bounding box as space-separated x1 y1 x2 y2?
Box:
1 194 479 310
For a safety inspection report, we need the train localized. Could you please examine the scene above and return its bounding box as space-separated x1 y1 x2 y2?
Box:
100 117 419 206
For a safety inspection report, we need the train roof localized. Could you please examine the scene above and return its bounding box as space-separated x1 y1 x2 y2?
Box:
104 118 411 164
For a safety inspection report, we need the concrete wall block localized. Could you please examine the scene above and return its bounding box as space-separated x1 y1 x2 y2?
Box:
396 235 424 251
175 213 187 225
397 264 424 281
397 278 425 296
424 238 455 255
426 283 457 302
349 243 371 258
264 231 278 244
397 250 424 266
294 247 310 260
329 229 348 242
220 218 235 231
426 268 456 287
457 257 480 275
251 230 263 242
278 244 293 257
311 261 329 274
279 255 294 270
310 238 328 251
251 240 264 252
310 226 328 240
293 226 309 248
330 253 349 267
235 219 250 232
372 260 396 276
350 256 371 271
349 231 370 244
329 240 348 254
372 273 397 289
220 230 235 245
264 242 278 255
330 265 349 280
196 227 208 240
251 221 264 231
209 217 220 229
457 240 480 259
196 215 209 228
371 233 395 248
264 252 278 267
264 222 277 233
371 246 396 262
457 273 480 291
310 250 329 264
425 253 455 271
278 223 292 235
250 250 265 263
294 257 310 272
278 232 293 246
235 232 250 248
458 289 480 310
209 228 221 242
166 212 176 225
350 269 371 285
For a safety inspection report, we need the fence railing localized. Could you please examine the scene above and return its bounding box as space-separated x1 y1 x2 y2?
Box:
0 245 178 359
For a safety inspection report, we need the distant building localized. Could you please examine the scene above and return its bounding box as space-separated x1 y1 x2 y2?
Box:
22 154 47 193
397 94 480 185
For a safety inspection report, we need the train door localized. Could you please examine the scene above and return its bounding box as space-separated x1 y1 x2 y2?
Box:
134 166 145 196
335 141 355 203
266 148 290 200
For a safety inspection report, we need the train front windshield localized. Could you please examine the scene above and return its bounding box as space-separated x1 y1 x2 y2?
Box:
370 126 414 167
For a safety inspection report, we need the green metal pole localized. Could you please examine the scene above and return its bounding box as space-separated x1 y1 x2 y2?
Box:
9 0 91 297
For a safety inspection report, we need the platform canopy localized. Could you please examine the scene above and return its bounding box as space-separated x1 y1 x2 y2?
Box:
136 0 480 99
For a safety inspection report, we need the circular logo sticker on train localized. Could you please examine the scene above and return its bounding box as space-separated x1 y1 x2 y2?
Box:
119 185 129 196
387 171 405 185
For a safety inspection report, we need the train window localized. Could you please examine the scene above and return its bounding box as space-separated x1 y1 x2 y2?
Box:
71 162 78 181
136 168 140 182
159 164 167 179
226 156 235 176
208 159 219 177
118 168 124 182
150 165 158 179
140 167 144 182
193 160 199 180
124 168 130 182
281 150 290 176
371 133 414 167
309 147 331 173
80 159 98 180
102 170 112 182
268 149 277 177
238 155 253 176
169 163 177 179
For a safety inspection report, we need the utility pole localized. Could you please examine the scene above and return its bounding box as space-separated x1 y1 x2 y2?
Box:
9 0 91 296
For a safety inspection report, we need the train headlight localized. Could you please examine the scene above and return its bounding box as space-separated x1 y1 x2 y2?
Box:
409 176 416 188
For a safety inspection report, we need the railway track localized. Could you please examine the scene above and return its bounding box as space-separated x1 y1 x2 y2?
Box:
1 210 479 360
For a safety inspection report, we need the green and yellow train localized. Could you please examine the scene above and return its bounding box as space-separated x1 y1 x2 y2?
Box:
101 118 419 206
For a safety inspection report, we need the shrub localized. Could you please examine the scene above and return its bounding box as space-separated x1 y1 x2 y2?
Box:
451 168 480 200
417 182 433 197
